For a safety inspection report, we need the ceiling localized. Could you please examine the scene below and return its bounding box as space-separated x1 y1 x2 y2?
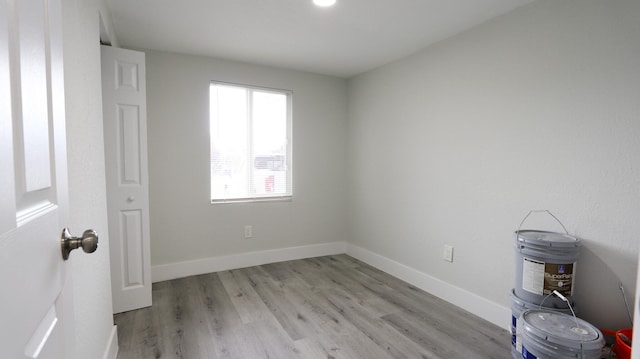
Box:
105 0 534 78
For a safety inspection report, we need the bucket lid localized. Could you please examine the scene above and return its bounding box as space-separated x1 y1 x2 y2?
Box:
510 289 575 311
516 230 580 248
522 310 604 351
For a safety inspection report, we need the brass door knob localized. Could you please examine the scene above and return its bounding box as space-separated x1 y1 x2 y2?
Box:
61 228 98 260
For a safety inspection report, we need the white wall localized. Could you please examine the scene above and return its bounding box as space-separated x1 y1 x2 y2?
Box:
348 0 640 331
145 51 348 269
62 0 118 357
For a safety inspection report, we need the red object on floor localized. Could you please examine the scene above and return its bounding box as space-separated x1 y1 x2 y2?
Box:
614 328 632 359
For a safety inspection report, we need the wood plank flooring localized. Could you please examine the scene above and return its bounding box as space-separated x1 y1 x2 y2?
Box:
115 255 511 359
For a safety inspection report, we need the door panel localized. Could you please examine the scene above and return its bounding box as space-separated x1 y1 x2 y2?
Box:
117 104 141 184
102 45 152 313
120 210 144 287
0 0 16 232
17 0 51 193
0 0 70 357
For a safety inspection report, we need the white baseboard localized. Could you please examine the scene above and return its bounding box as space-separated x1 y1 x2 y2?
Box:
102 325 118 359
345 243 511 330
152 241 347 283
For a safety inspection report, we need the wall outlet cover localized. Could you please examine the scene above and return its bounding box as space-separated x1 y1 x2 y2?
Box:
443 244 454 262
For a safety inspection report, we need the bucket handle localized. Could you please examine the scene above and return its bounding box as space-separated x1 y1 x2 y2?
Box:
516 210 568 236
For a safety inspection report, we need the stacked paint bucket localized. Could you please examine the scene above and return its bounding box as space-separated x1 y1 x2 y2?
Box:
511 210 605 359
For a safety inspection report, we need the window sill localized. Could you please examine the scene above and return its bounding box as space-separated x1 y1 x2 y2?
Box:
211 196 292 205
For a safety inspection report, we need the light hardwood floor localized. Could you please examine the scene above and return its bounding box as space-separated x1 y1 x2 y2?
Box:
115 255 511 358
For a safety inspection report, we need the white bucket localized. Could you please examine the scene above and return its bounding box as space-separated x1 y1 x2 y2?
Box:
521 310 604 359
510 289 574 356
514 211 580 307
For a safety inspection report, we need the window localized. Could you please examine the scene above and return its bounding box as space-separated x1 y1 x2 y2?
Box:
210 82 292 203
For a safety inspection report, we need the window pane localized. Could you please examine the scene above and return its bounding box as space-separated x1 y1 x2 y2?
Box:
210 85 249 199
252 91 287 195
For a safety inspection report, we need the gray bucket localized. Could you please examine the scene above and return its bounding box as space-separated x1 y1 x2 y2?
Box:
515 230 580 307
510 289 575 356
520 310 604 359
514 211 580 307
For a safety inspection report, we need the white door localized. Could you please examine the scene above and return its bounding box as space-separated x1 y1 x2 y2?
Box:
0 0 88 358
101 45 152 313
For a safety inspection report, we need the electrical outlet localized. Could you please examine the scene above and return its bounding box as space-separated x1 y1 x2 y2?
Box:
443 244 454 262
244 225 253 238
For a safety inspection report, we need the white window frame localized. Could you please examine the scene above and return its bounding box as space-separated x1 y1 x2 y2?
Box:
209 81 293 203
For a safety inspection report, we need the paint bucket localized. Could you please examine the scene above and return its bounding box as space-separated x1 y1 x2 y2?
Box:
511 345 520 359
510 289 575 357
613 328 632 359
520 310 604 359
514 211 580 307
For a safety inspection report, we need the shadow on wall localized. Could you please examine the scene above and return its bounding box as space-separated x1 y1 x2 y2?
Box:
573 240 636 333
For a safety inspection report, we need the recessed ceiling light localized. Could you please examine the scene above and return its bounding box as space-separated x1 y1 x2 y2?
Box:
313 0 336 7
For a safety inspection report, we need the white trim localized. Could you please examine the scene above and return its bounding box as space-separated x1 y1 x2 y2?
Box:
345 243 511 330
152 241 347 283
102 325 118 359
